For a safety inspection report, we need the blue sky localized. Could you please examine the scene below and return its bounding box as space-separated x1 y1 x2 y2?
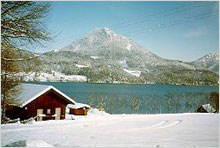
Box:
39 1 218 62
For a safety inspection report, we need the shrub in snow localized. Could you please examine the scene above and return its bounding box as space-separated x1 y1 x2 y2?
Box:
65 114 76 120
87 108 110 116
98 103 105 111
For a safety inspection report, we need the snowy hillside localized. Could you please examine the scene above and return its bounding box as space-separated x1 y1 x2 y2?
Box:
33 28 219 85
1 113 218 147
191 51 219 74
123 69 141 77
17 71 87 82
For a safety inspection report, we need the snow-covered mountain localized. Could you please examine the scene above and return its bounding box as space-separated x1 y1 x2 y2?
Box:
39 28 218 85
59 27 159 67
61 28 149 54
191 51 219 74
55 28 197 70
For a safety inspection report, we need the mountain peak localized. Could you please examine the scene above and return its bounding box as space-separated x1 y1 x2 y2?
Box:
198 51 219 61
103 27 111 32
93 27 112 32
59 27 151 55
192 50 219 73
91 27 116 38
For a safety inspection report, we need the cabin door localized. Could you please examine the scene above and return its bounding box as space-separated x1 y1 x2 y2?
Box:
55 107 61 120
37 109 43 121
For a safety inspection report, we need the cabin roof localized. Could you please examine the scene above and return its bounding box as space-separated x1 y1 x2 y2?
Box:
10 83 76 108
201 103 216 113
67 103 90 109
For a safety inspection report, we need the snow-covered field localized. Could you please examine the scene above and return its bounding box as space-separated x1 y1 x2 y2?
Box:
1 113 218 147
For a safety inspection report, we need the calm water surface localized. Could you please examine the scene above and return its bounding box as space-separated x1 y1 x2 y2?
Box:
29 82 219 114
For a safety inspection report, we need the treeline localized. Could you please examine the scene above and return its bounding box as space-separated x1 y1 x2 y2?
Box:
42 61 218 85
86 91 219 114
40 51 219 85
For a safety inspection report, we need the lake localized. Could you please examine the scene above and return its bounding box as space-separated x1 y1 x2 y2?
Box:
28 82 219 114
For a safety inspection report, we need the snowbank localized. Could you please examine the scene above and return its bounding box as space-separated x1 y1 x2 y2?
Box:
87 108 110 116
26 140 53 147
65 107 109 120
1 113 218 147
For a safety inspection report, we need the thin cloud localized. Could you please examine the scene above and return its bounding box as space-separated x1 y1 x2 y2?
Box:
184 27 206 38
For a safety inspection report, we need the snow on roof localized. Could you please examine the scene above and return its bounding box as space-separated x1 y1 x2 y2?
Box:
202 104 216 113
11 83 75 108
67 103 90 109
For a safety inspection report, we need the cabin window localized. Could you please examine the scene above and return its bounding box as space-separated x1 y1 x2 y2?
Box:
47 109 51 114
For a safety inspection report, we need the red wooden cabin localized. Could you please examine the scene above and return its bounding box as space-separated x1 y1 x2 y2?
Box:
67 103 90 115
6 83 76 121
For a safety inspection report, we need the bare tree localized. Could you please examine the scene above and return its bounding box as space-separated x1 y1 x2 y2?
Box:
1 1 51 123
1 1 51 47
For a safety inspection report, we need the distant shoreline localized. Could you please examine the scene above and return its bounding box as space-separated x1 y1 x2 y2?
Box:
26 81 219 87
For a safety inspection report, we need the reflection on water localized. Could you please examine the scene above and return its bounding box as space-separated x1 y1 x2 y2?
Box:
29 82 219 114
